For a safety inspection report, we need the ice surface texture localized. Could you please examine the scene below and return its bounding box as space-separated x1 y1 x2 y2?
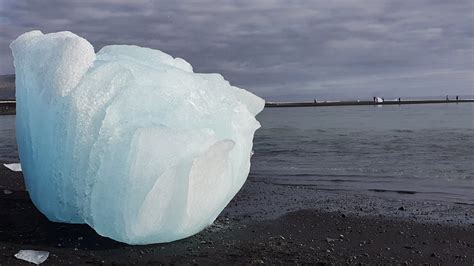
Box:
10 31 264 244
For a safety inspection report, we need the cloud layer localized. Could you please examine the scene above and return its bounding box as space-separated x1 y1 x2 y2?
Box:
1 0 473 100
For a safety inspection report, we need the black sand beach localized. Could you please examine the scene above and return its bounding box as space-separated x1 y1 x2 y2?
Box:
0 164 473 265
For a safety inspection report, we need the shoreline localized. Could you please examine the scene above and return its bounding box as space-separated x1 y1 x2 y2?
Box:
1 164 473 264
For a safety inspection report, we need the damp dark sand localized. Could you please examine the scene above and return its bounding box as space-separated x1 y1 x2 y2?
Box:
0 165 473 264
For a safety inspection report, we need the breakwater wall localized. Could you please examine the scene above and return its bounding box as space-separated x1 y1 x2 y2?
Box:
265 99 474 108
0 101 15 115
2 99 473 115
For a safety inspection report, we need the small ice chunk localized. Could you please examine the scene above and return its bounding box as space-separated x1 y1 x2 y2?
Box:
14 250 49 265
10 30 264 244
3 163 22 172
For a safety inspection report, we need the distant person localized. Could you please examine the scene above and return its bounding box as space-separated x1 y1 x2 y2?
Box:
446 95 449 101
456 95 459 101
373 96 376 103
398 97 401 103
314 98 317 104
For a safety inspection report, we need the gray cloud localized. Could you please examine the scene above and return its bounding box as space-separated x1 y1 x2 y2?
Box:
0 0 472 100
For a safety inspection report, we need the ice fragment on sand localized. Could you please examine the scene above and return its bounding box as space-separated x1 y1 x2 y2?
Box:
3 163 22 172
14 250 49 265
10 30 264 244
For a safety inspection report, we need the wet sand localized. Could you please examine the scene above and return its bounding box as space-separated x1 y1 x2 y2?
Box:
0 164 473 264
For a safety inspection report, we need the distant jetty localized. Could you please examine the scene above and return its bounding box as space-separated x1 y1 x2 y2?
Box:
1 99 473 115
266 99 474 108
0 100 15 115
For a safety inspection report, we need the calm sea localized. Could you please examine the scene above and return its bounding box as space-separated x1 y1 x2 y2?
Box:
1 103 473 204
250 103 474 205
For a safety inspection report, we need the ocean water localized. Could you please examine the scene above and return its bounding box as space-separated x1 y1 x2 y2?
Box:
0 115 17 162
250 103 474 205
0 103 473 204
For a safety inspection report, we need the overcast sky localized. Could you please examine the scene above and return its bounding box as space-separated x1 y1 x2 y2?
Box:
0 0 473 100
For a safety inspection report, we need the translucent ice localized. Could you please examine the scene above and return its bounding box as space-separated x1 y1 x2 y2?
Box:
14 250 49 265
3 163 22 172
10 31 264 244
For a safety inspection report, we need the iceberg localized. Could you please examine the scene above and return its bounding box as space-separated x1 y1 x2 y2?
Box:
10 30 264 244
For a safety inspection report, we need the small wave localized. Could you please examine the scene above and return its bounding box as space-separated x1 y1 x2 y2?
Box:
392 129 414 133
268 148 301 154
271 173 371 178
265 127 296 133
270 183 353 192
368 188 417 194
453 202 474 206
